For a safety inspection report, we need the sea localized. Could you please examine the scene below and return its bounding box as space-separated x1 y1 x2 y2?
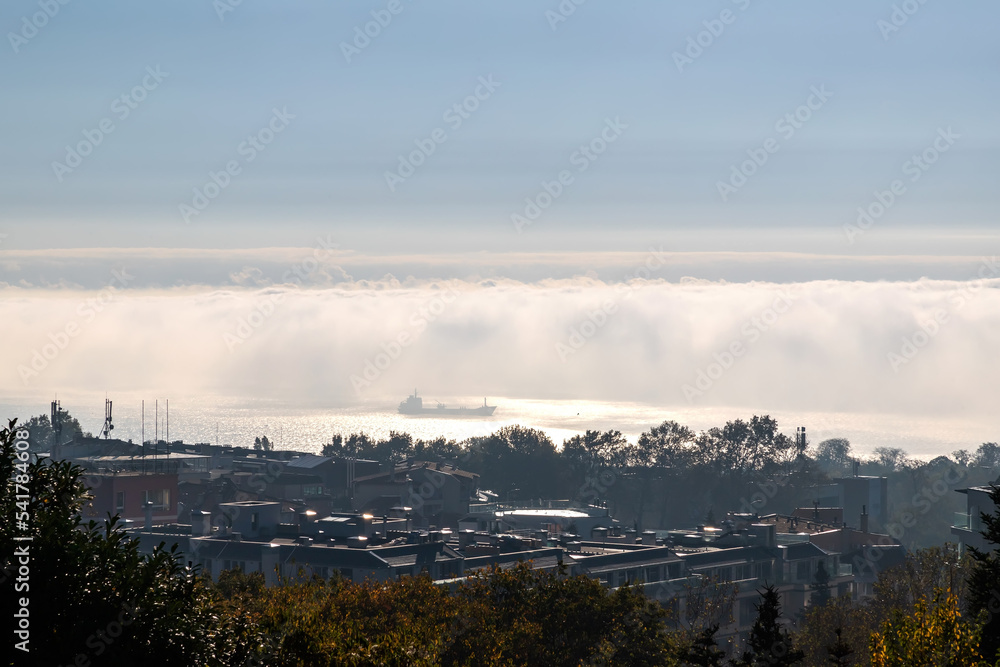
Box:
2 390 995 461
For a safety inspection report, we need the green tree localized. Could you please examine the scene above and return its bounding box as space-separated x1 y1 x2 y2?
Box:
815 438 851 472
20 409 89 450
735 584 804 666
677 624 725 666
1 420 240 666
966 484 1000 662
825 627 854 666
320 433 343 457
810 560 831 608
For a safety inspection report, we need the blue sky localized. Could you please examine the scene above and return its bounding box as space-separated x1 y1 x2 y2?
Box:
2 0 997 254
2 2 999 450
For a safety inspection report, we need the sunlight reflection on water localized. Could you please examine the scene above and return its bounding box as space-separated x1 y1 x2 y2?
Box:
2 391 995 460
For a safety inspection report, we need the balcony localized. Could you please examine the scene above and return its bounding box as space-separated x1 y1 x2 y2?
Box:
953 512 982 531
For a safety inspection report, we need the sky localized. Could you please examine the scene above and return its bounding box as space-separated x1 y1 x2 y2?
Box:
1 1 998 452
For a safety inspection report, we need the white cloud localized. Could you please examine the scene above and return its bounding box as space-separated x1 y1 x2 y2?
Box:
2 277 998 429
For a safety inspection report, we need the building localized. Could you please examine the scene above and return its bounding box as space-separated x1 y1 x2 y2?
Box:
284 454 380 499
84 471 179 524
809 476 888 533
460 500 618 536
952 486 999 553
352 461 479 527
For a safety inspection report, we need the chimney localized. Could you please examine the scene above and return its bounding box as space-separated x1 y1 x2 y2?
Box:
192 510 212 536
641 530 656 546
860 505 869 533
813 500 820 522
459 529 476 549
144 501 153 531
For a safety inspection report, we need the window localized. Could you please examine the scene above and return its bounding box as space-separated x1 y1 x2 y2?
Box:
143 488 170 511
645 566 660 582
796 561 810 581
303 485 323 496
740 598 757 626
115 491 125 514
251 512 259 531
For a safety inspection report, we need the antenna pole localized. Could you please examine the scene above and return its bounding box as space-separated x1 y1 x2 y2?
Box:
166 399 169 445
141 400 145 474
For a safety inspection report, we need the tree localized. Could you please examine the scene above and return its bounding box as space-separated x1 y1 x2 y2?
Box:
825 627 853 666
966 484 1000 662
870 590 988 666
951 449 972 467
972 442 1000 469
677 624 725 666
815 438 851 472
468 425 558 500
735 584 804 666
635 420 694 469
320 433 343 457
20 409 89 450
218 562 676 666
872 447 910 472
810 560 831 608
1 420 240 666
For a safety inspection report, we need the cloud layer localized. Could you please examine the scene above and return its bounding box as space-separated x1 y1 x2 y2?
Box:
3 275 998 432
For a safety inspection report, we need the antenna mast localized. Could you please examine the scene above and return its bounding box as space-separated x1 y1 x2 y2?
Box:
99 398 114 439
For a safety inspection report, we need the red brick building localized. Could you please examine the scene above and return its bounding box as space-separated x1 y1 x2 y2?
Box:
83 472 179 524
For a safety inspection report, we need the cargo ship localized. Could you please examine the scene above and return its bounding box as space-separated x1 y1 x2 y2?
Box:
397 390 497 417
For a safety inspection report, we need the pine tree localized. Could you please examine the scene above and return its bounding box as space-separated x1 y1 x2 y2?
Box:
966 484 1000 662
735 585 804 666
810 560 831 608
678 624 725 666
825 627 853 666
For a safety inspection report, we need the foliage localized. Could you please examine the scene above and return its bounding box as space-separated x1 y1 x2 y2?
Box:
814 438 852 473
809 560 831 608
734 584 804 666
19 410 89 450
797 545 976 666
825 627 853 666
869 589 988 667
216 562 676 666
676 624 726 666
967 484 1000 662
972 443 1000 469
1 419 241 667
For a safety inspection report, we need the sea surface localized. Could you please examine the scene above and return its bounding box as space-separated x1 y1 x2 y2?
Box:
2 390 996 461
